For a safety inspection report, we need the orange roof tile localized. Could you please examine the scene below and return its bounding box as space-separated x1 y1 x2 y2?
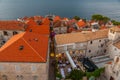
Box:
77 20 86 28
0 32 49 62
110 26 120 32
62 17 69 21
42 17 50 25
100 26 107 30
0 20 25 30
54 16 61 22
26 24 50 35
26 19 37 26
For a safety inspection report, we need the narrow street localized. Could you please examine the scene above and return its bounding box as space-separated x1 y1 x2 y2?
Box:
49 23 56 80
49 40 56 80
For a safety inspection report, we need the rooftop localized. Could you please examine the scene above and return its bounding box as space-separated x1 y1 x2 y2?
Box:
55 29 108 45
0 20 25 30
77 20 86 28
110 26 120 32
114 41 120 49
0 32 49 62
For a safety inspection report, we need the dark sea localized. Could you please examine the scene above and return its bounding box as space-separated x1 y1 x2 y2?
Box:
0 0 120 21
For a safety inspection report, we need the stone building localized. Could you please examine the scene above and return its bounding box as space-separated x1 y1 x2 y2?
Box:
54 29 109 58
55 26 120 58
53 20 68 34
105 56 120 80
0 32 49 80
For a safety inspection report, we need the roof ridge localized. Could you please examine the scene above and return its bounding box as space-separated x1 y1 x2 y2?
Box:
0 33 25 51
22 37 45 62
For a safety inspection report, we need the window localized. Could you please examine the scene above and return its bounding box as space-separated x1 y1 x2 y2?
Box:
29 29 32 32
101 44 104 47
31 65 37 72
99 40 101 42
33 76 38 80
104 49 107 53
16 75 23 80
15 65 20 71
2 75 7 80
0 65 4 71
88 50 91 53
19 45 24 50
116 57 119 63
115 48 117 51
13 31 18 35
90 41 92 44
3 31 8 36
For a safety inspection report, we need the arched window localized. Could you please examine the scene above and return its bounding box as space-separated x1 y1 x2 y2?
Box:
2 75 7 80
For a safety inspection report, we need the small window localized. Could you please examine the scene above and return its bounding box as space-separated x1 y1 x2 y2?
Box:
0 65 4 71
88 50 91 53
116 57 119 63
13 31 18 35
19 45 24 50
2 75 7 80
31 65 37 72
104 49 106 53
101 44 104 47
2 41 6 44
29 29 32 32
15 65 21 71
99 40 101 42
90 41 92 44
3 31 8 36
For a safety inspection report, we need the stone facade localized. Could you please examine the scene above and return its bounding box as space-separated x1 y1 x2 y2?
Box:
0 62 48 80
55 38 108 58
53 26 67 34
105 56 120 80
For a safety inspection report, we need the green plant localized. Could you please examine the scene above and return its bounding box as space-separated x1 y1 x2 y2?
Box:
66 69 85 80
56 72 62 79
111 20 120 25
91 14 110 23
73 16 80 21
86 67 105 78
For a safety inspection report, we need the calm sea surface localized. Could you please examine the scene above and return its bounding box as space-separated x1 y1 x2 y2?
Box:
0 0 120 20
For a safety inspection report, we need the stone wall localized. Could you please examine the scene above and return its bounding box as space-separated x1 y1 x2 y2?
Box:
0 62 48 80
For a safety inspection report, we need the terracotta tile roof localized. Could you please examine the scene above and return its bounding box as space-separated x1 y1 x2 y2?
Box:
77 20 86 28
100 25 107 30
0 20 25 30
110 26 120 32
55 29 108 45
0 32 49 62
62 18 69 21
26 19 37 26
26 24 50 35
53 16 61 22
42 17 50 25
53 20 68 28
114 41 120 49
